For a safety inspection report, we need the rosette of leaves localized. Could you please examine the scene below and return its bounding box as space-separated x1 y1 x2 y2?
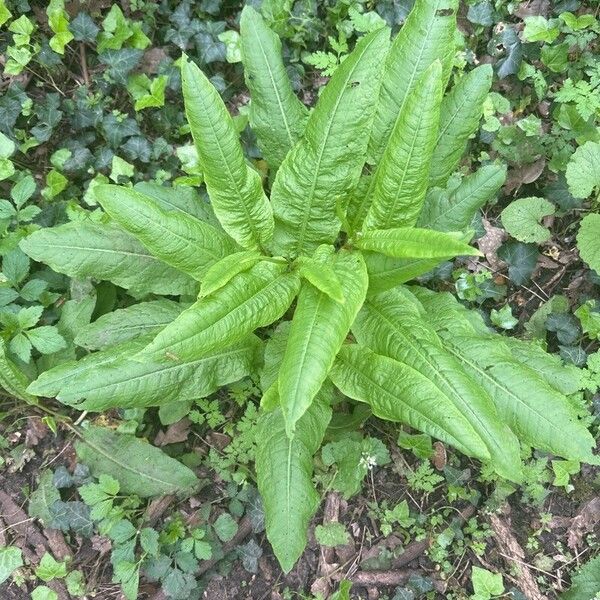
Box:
17 0 596 574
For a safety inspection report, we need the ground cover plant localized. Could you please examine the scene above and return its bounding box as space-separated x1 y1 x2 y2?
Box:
0 1 599 599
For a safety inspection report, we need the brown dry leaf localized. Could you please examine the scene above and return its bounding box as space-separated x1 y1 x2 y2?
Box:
515 0 550 18
433 441 447 470
505 157 546 194
141 47 168 74
567 497 600 549
478 218 507 271
155 418 191 446
25 417 49 447
206 431 231 451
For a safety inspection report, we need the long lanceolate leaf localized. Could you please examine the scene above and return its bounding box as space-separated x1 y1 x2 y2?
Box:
412 288 596 462
279 251 368 436
363 252 447 294
28 336 260 411
445 335 595 462
367 0 458 166
418 164 507 232
139 262 300 362
181 56 274 251
240 6 309 169
74 300 184 350
20 221 196 296
356 228 481 259
330 344 490 460
270 28 390 258
428 64 493 189
95 185 235 280
256 395 331 573
363 62 443 230
352 289 522 481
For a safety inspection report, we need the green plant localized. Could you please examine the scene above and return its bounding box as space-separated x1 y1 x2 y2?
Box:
13 0 597 576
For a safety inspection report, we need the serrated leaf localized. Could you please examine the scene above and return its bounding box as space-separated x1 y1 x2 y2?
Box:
76 426 199 497
26 327 66 355
419 165 507 232
352 288 522 481
363 61 443 230
356 228 481 259
561 555 600 600
500 197 555 243
330 344 490 460
75 300 184 350
240 6 309 169
95 185 234 280
0 338 36 402
256 394 331 573
270 28 390 257
367 0 457 165
279 251 368 435
181 55 274 250
199 251 263 297
577 213 600 274
139 262 299 362
20 221 197 296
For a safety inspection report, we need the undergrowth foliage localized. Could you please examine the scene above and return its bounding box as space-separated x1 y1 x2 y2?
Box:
7 0 596 574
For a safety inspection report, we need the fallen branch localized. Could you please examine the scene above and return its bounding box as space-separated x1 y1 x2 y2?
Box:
489 507 548 600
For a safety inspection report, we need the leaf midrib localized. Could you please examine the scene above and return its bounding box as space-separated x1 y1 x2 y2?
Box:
292 34 380 256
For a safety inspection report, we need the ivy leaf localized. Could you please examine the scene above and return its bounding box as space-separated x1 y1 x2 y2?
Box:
0 547 23 584
523 16 560 43
471 566 504 598
490 26 522 78
69 12 99 42
497 241 539 286
49 501 94 537
577 214 600 274
500 197 555 243
35 553 68 582
566 142 600 199
31 586 58 600
315 522 350 547
29 470 61 524
490 305 518 330
47 0 74 55
99 49 143 85
541 42 569 73
467 2 495 26
575 301 600 340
